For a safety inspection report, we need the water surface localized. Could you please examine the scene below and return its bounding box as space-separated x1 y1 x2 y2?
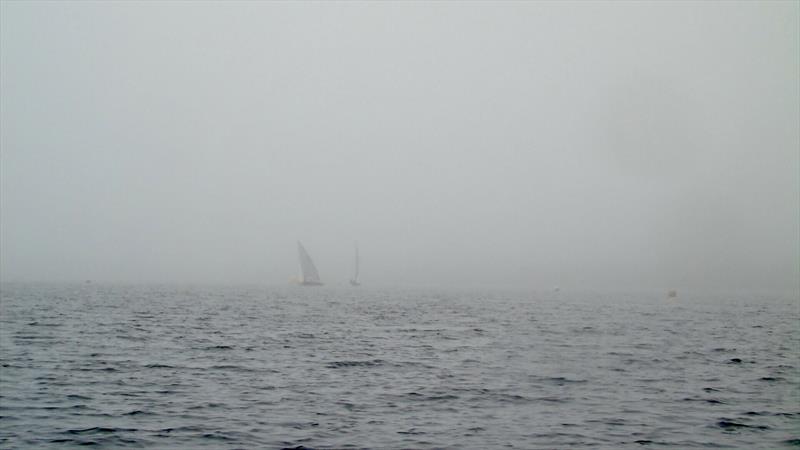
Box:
1 283 797 448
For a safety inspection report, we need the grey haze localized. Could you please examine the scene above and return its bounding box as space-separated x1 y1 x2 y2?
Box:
1 1 798 291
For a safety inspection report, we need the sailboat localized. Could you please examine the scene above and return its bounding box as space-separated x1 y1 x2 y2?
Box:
297 241 323 286
349 242 360 286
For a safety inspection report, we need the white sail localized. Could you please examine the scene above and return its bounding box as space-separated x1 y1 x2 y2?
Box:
297 241 322 285
350 241 360 286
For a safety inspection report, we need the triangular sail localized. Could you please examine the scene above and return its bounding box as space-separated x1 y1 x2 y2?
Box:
297 241 321 284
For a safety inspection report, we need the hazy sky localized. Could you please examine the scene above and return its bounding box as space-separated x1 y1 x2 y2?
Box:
1 1 798 290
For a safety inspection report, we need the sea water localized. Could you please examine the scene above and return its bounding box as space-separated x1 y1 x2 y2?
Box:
0 283 797 448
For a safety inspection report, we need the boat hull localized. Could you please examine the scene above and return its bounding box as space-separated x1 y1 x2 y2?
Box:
300 281 324 286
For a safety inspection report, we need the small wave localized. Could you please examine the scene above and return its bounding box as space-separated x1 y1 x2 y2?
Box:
122 410 152 416
7 404 90 411
63 436 143 446
279 421 319 430
397 428 426 435
326 359 384 368
1 363 24 369
188 402 225 410
13 334 57 340
767 364 795 370
291 333 316 339
598 418 628 426
116 335 146 341
683 397 725 404
716 419 770 430
404 392 459 402
157 425 204 433
209 364 254 371
27 321 61 327
337 400 357 410
65 426 138 435
540 376 588 385
109 391 142 397
74 367 118 372
201 432 236 441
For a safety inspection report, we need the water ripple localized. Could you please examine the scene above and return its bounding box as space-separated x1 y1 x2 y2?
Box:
0 283 797 449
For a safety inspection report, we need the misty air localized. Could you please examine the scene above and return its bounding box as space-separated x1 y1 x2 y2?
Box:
1 1 798 449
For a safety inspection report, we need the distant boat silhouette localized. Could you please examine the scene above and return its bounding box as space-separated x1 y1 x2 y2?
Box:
553 286 560 293
297 241 323 286
667 289 677 299
349 242 360 286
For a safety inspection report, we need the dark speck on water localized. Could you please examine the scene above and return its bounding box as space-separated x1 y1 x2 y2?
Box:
0 283 798 448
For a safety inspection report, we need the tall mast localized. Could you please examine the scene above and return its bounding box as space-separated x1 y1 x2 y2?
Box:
354 241 359 281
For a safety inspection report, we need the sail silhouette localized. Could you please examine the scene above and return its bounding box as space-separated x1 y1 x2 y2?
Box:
349 242 360 286
297 241 323 286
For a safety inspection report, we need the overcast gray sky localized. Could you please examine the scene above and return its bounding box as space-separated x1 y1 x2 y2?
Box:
1 1 798 291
